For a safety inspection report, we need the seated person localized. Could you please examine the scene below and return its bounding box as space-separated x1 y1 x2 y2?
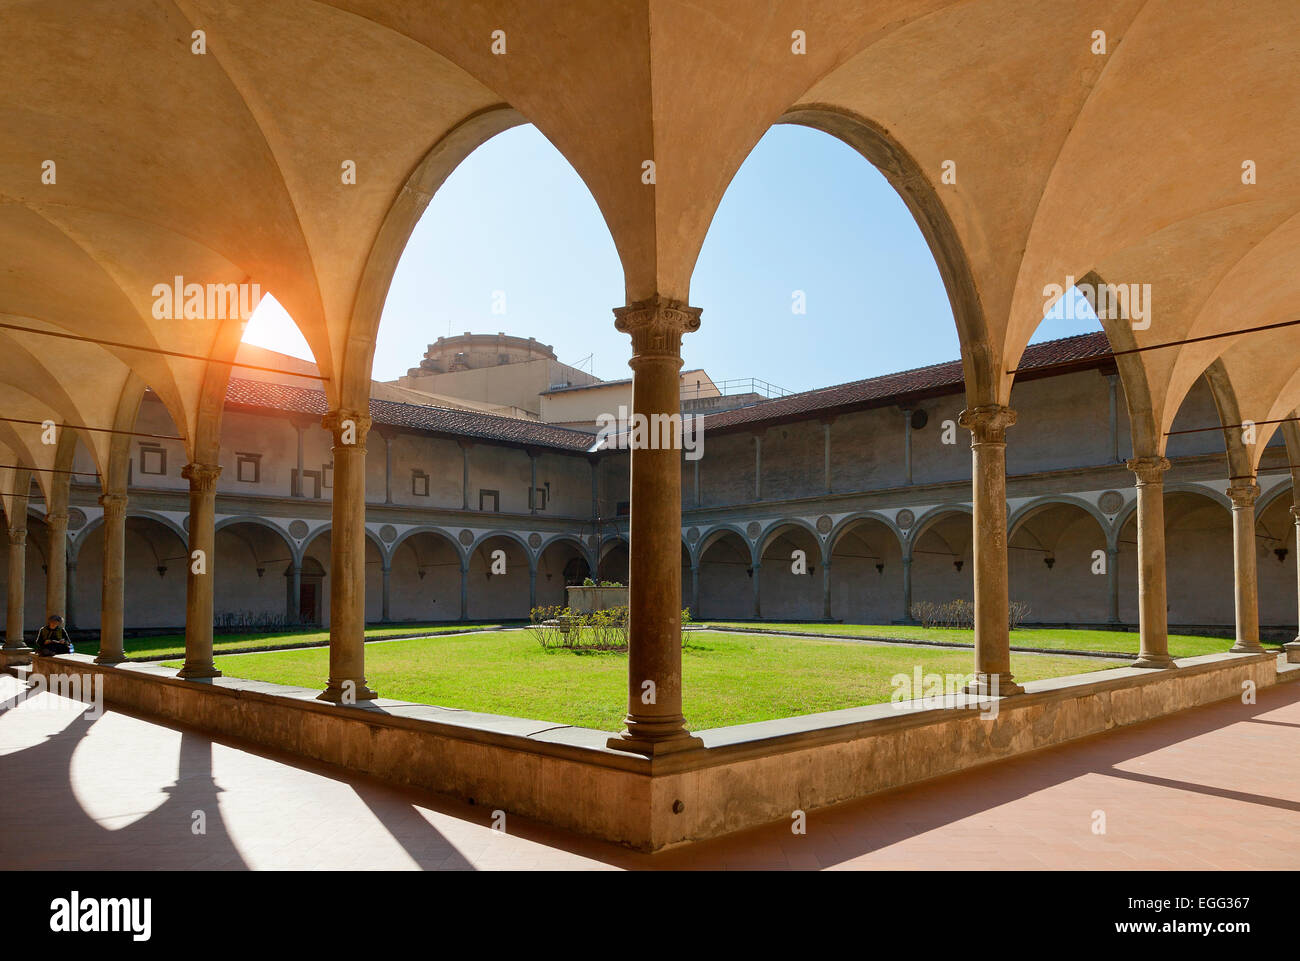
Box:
34 614 73 656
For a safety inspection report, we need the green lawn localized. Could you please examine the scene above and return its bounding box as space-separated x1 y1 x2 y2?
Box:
701 622 1270 658
78 623 511 659
163 629 1116 731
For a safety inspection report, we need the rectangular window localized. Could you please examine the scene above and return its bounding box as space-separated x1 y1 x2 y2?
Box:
530 486 548 511
412 469 430 497
139 443 166 476
322 461 333 489
236 452 261 483
478 489 499 512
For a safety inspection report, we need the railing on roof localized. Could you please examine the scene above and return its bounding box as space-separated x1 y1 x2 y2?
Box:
680 377 790 401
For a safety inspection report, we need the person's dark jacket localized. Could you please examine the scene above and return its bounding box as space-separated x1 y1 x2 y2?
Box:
34 626 73 656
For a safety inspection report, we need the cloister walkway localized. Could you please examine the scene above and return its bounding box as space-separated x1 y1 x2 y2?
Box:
2 671 1297 870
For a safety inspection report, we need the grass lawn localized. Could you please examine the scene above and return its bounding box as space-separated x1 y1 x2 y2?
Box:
76 623 512 660
701 622 1271 658
163 629 1116 731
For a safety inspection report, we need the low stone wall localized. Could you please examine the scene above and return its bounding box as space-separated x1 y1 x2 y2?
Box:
21 650 1279 852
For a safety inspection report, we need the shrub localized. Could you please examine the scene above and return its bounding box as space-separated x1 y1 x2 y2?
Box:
910 598 1031 632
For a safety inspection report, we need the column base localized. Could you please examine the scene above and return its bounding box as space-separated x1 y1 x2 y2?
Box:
1229 639 1266 654
1285 639 1300 664
2 643 32 653
963 672 1024 697
93 653 126 666
606 715 705 757
177 661 222 680
317 680 378 704
1131 652 1177 669
0 648 32 669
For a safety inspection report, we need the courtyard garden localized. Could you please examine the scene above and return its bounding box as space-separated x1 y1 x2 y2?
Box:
700 622 1279 658
162 628 1117 731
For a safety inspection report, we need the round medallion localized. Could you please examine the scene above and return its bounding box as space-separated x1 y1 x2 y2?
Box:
528 532 543 549
458 529 474 546
1099 490 1124 515
182 516 190 532
746 521 761 539
288 519 309 539
67 508 86 531
379 524 397 543
687 526 700 543
896 509 915 530
816 515 833 534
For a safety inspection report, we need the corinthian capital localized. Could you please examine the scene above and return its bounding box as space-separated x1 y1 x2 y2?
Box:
1226 482 1260 510
613 296 702 358
958 405 1017 444
8 527 26 547
182 462 223 492
1126 456 1170 485
98 492 128 516
322 409 371 452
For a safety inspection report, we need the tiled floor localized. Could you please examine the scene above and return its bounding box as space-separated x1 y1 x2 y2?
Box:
2 673 1297 870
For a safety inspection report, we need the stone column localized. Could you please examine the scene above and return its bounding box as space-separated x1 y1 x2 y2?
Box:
1127 456 1175 668
95 492 127 664
459 557 469 621
66 559 78 630
751 561 762 619
960 405 1023 695
287 561 302 625
528 563 537 611
44 511 68 622
1286 506 1300 663
821 558 832 619
460 440 472 511
690 562 700 619
605 297 703 755
1227 482 1264 654
381 563 391 622
4 522 29 651
318 410 376 703
902 409 914 484
902 553 914 623
382 430 393 505
179 463 222 679
1106 544 1121 625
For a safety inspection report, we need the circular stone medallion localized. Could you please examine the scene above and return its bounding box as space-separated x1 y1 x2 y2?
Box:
896 509 915 531
1099 490 1124 515
288 519 309 539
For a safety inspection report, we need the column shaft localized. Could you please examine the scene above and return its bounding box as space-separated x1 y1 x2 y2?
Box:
95 493 127 664
902 554 913 623
1106 545 1120 625
1128 457 1174 666
179 463 222 678
821 560 832 620
1286 506 1300 663
318 410 376 702
45 512 68 621
5 524 29 650
606 297 703 755
960 405 1022 695
1228 483 1263 654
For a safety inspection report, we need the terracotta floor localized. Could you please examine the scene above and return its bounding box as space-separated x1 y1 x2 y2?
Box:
2 672 1297 870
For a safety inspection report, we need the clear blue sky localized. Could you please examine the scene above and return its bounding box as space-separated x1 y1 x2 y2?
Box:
244 124 1097 393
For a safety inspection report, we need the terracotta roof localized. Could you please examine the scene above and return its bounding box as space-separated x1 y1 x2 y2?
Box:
698 331 1113 432
224 379 597 452
223 332 1112 451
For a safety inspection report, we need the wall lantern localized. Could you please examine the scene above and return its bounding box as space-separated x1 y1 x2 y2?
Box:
876 563 885 575
1044 555 1056 570
1275 548 1289 564
953 560 963 572
156 565 167 578
256 566 266 578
